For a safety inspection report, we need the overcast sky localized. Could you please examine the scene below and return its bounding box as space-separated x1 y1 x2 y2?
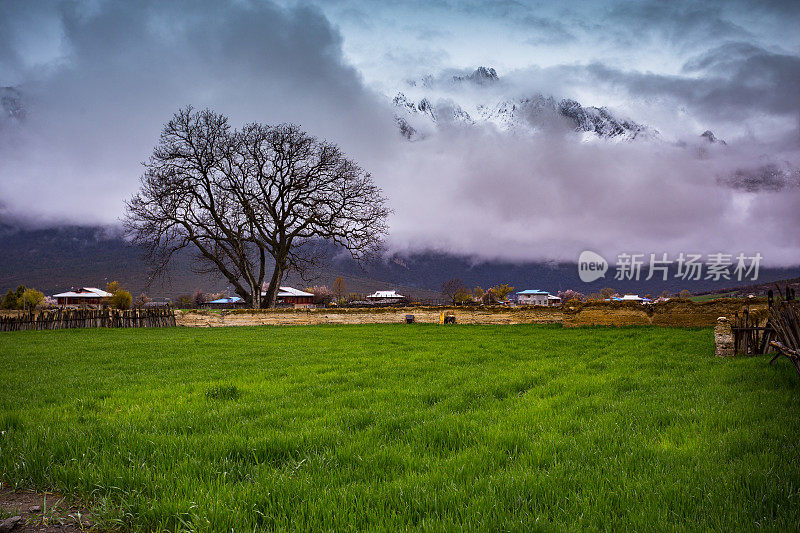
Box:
1 0 799 265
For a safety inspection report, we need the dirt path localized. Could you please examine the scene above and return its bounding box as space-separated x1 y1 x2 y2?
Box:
0 487 92 532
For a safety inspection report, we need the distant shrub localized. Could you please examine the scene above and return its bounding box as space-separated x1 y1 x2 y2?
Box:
454 289 473 304
346 292 364 303
106 281 122 294
1 287 47 309
105 281 132 309
558 289 586 303
205 384 240 401
175 294 194 308
193 290 206 307
110 290 133 310
473 286 485 300
489 284 515 301
22 288 46 309
1 285 32 309
135 293 152 307
308 285 332 305
482 291 498 305
0 290 17 309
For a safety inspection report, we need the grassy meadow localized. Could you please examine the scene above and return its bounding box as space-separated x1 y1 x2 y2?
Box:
0 324 799 531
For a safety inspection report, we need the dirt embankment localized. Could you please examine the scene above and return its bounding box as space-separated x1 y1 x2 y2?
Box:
176 305 563 327
175 299 766 328
561 298 768 328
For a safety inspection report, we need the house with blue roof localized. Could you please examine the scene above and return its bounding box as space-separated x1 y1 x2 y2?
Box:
516 289 561 306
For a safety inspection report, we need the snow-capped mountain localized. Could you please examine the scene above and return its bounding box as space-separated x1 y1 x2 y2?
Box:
391 67 653 142
700 130 726 145
452 66 499 85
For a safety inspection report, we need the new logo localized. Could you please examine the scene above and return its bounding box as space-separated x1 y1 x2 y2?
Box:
578 251 608 283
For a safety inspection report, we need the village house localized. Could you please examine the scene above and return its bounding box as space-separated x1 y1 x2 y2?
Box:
516 289 561 306
261 287 315 308
607 294 652 303
366 290 405 304
52 287 112 306
207 296 246 308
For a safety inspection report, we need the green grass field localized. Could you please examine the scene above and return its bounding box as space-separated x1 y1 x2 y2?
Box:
1 325 799 531
689 292 737 302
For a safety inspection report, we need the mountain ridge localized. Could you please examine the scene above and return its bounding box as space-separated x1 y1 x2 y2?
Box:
3 221 799 300
391 66 660 142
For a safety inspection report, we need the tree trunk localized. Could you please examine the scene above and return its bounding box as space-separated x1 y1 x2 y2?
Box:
250 283 262 309
262 263 284 308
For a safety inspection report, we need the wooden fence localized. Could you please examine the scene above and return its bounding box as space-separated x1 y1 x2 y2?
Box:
0 308 176 332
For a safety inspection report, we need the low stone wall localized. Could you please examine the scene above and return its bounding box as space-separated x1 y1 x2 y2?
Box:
176 299 766 328
176 306 563 327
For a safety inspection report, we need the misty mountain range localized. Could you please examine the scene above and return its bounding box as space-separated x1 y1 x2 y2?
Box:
3 219 798 300
388 67 800 196
2 67 798 283
392 66 661 142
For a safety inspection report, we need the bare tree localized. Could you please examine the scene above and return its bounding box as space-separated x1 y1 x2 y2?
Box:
441 278 466 304
333 276 346 301
125 107 390 308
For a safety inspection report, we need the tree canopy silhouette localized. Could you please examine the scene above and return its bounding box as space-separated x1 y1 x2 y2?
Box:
125 107 390 308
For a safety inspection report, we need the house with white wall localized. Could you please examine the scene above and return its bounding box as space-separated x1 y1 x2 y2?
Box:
516 289 561 306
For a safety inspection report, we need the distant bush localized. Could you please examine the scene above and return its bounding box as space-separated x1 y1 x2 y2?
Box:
308 285 333 305
193 290 206 307
205 384 240 401
22 288 46 309
105 281 132 309
454 289 473 304
473 286 485 300
0 290 17 309
175 294 194 308
482 291 498 305
489 284 515 301
135 293 152 307
1 286 47 309
106 281 122 294
558 289 586 303
110 290 133 310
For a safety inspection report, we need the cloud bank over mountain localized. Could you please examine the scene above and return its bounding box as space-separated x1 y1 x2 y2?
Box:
1 0 799 265
0 0 395 224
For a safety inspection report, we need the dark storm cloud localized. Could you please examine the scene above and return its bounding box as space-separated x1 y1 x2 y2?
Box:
0 0 394 225
2 0 800 266
600 2 753 49
567 42 800 122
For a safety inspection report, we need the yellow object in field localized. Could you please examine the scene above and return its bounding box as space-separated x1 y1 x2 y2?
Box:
439 312 445 324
